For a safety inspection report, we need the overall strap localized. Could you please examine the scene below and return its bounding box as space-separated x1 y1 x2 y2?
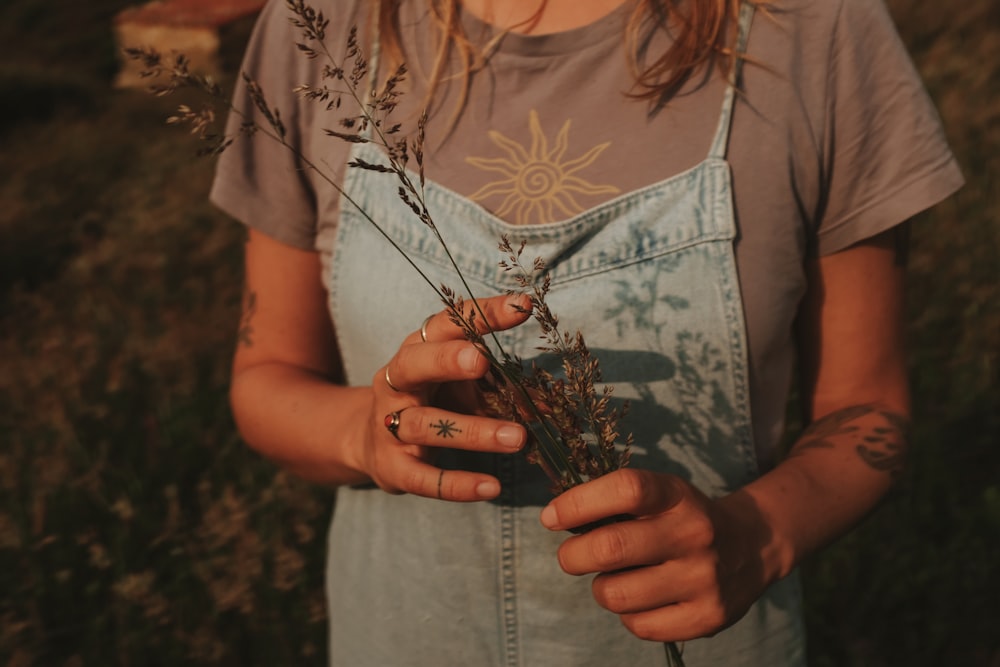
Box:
707 1 756 160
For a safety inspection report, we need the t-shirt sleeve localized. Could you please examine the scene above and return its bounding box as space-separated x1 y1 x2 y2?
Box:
815 0 963 255
209 0 355 250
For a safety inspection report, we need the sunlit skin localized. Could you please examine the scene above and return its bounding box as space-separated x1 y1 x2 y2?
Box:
460 0 630 34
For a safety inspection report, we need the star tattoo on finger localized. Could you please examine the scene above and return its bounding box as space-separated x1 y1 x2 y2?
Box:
432 419 461 439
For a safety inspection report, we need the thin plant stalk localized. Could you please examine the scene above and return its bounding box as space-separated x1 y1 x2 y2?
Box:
284 11 584 485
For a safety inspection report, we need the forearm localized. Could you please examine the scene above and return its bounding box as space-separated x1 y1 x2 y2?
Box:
731 231 913 584
721 403 909 586
230 361 373 486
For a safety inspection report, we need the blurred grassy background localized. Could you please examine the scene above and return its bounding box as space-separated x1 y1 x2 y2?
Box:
0 0 996 665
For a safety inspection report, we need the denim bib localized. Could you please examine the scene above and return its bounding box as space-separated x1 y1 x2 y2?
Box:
325 5 805 665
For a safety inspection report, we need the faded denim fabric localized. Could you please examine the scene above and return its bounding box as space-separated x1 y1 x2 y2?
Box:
325 5 805 665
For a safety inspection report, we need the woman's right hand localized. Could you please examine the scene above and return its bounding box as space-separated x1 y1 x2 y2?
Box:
352 293 532 502
230 229 531 500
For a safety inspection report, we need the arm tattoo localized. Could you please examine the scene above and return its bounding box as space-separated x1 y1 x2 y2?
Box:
237 287 257 347
792 404 910 478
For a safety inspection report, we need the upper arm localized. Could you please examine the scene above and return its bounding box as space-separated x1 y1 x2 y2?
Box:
232 228 342 381
795 226 911 424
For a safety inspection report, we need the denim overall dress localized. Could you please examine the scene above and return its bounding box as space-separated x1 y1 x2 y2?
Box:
325 5 806 665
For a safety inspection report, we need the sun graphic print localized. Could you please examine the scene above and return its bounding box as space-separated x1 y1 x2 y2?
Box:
465 110 620 225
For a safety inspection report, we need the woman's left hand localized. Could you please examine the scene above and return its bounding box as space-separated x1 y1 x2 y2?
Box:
540 469 772 643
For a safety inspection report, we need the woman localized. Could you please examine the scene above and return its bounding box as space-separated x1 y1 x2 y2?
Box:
209 0 963 664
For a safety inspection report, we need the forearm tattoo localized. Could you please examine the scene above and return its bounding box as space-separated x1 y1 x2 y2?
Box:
237 286 257 347
792 404 910 478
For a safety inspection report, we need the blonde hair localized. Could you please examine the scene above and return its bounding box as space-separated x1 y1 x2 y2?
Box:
374 0 746 119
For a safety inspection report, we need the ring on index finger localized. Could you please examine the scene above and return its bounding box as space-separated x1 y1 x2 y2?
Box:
420 314 433 343
384 409 405 441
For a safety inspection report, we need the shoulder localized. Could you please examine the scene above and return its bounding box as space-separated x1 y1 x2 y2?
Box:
732 0 962 254
743 0 941 160
747 0 904 66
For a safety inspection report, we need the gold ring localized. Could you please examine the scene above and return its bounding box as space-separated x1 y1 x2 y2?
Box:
420 314 433 343
384 366 402 392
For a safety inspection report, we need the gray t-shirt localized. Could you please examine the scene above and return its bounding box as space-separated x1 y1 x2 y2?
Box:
211 0 962 466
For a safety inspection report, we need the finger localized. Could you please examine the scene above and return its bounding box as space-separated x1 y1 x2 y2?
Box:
555 517 670 575
619 595 732 644
388 455 501 501
401 293 532 346
540 469 686 532
434 379 494 416
381 340 490 393
395 406 526 452
590 558 710 614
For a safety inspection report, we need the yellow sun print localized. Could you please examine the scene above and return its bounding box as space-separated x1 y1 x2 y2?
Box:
465 110 620 225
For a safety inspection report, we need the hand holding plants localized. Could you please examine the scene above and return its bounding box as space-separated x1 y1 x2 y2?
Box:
353 294 531 501
541 469 772 645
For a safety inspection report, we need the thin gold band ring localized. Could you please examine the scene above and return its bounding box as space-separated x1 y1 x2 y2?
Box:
384 366 402 392
420 314 433 343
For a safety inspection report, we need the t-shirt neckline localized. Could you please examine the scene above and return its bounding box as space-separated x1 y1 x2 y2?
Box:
459 1 631 58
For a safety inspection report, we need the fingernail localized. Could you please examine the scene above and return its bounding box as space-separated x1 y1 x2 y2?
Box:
458 346 481 373
540 504 558 529
508 293 531 312
496 425 524 449
476 480 500 498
